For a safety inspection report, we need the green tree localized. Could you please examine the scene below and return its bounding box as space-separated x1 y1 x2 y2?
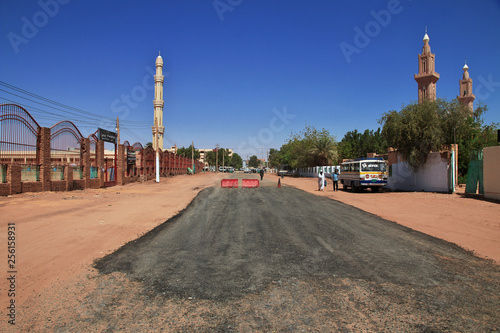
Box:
310 136 337 165
176 145 200 159
248 155 260 168
268 148 281 168
338 128 387 161
145 142 153 148
277 124 337 168
227 153 243 169
379 99 498 173
205 150 217 166
205 148 233 167
380 100 446 171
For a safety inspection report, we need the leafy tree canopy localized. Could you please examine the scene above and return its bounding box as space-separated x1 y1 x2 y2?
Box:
338 128 387 161
248 155 260 168
272 124 338 169
205 148 232 167
379 99 498 173
176 145 201 159
227 153 243 169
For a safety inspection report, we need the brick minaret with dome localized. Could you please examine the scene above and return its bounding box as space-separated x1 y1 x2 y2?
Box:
457 62 475 114
414 32 440 103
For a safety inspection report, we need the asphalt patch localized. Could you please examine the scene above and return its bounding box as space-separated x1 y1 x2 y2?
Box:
94 186 479 301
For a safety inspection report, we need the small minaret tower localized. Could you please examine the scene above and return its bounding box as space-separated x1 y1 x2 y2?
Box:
414 30 440 103
152 52 165 151
457 60 475 113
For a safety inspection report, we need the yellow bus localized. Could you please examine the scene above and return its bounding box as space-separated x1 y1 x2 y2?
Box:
339 158 388 192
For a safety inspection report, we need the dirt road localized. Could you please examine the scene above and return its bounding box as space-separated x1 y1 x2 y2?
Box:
1 172 499 332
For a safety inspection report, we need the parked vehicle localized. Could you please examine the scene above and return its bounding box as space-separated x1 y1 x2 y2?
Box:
339 158 387 192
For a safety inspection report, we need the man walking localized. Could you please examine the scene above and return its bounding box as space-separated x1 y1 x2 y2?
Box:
318 169 325 191
260 168 264 181
332 168 339 191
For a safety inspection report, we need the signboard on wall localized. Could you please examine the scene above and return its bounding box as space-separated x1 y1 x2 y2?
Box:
127 151 136 165
98 128 117 143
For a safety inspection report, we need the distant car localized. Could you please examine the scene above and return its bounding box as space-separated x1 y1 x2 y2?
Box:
244 168 251 173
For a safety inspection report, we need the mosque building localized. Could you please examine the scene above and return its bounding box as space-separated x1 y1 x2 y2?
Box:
414 30 475 113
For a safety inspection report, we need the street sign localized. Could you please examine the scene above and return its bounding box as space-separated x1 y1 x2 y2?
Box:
98 128 117 143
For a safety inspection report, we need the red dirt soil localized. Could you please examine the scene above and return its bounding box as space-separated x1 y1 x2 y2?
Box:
0 171 498 330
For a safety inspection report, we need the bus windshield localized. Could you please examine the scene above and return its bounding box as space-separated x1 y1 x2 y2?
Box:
361 162 387 172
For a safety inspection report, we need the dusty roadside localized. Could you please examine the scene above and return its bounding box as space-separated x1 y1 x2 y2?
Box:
0 172 225 321
0 171 498 331
270 173 500 263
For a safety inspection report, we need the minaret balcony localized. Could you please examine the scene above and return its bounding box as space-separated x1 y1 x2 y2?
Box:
154 100 164 108
414 72 440 83
154 75 164 83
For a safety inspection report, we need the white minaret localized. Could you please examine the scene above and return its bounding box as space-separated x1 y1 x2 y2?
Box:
152 52 165 151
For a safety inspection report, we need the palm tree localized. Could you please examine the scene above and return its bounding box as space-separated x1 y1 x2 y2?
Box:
310 136 337 166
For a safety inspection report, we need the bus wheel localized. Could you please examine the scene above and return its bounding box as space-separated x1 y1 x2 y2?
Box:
371 187 380 193
351 184 357 192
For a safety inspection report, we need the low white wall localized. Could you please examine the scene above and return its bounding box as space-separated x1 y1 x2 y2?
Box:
483 146 500 201
387 152 450 192
297 166 339 178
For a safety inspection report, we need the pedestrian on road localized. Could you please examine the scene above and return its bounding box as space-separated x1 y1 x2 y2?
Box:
332 168 339 191
318 170 325 191
260 168 264 181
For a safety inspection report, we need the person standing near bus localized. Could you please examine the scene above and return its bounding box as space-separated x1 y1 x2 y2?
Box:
332 168 339 191
318 170 325 191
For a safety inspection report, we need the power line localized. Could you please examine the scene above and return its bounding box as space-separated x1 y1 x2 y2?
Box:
0 81 183 148
0 81 150 125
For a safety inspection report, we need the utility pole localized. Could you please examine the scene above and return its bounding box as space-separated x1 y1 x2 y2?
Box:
267 149 269 169
216 144 219 172
222 148 225 172
116 117 120 145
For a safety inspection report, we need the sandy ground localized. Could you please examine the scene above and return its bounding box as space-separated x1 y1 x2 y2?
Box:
0 172 225 329
0 171 499 331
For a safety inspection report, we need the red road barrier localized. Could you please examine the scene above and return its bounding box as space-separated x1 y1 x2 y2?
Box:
221 179 238 188
242 179 259 188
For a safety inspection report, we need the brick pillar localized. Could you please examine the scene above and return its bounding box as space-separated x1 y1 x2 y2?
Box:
167 152 171 175
8 164 21 195
81 137 90 188
97 140 105 187
65 164 73 191
117 144 125 185
38 127 51 191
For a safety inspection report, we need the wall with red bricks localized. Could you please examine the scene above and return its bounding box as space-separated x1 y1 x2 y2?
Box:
1 111 206 196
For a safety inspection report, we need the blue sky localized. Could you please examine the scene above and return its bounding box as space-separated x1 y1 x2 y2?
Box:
1 0 499 159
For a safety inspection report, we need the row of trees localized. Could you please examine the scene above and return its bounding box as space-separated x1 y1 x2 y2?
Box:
268 125 338 168
267 98 498 178
202 148 244 170
146 99 497 177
